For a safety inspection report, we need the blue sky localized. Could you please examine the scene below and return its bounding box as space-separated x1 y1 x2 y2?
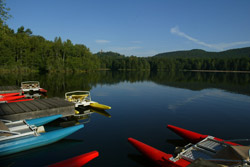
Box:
6 0 250 57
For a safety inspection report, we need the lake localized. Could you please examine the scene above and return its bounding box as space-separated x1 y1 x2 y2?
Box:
1 71 250 167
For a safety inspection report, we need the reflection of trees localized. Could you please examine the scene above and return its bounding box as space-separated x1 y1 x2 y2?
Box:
0 71 249 96
150 71 250 95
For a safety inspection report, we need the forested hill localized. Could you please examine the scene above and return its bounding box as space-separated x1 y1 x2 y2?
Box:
154 47 250 59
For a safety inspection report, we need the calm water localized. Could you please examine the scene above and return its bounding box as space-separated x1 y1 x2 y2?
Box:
1 71 250 167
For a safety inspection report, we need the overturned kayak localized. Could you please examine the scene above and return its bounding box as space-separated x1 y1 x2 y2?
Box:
128 125 249 167
0 115 83 156
48 151 99 167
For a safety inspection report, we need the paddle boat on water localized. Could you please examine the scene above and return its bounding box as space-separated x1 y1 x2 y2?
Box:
65 91 111 112
0 115 83 156
21 81 47 93
128 125 250 167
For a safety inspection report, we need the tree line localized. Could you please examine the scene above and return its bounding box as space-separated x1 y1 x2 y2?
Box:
1 0 250 73
1 23 250 73
0 24 100 72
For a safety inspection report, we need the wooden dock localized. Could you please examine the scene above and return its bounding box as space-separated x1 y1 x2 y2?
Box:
0 97 75 121
0 86 22 94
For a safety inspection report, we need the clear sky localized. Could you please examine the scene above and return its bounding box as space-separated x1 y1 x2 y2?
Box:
6 0 250 57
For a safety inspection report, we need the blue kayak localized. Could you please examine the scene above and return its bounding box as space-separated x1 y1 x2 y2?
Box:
0 124 83 156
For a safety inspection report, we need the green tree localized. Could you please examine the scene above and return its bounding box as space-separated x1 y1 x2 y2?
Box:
0 0 11 24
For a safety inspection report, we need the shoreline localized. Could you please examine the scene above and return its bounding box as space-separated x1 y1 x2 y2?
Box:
182 70 250 73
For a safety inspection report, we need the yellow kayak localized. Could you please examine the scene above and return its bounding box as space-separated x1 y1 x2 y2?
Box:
90 102 111 110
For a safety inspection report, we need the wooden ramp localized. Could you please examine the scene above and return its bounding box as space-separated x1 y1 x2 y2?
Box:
0 86 22 94
0 97 75 121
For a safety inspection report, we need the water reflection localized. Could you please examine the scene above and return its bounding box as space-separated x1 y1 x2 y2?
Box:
1 71 250 167
1 71 249 97
47 107 111 128
168 89 250 111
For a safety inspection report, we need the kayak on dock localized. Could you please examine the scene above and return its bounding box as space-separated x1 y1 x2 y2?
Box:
7 98 34 103
128 125 250 167
0 94 34 103
0 95 26 103
65 91 111 111
21 81 47 93
0 115 83 156
0 92 21 97
48 151 99 167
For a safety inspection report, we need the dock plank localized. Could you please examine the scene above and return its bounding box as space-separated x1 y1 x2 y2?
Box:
29 100 49 110
49 97 72 107
39 99 59 108
0 98 75 121
15 102 32 112
6 102 24 114
36 99 55 109
0 103 15 115
0 105 5 116
21 101 40 111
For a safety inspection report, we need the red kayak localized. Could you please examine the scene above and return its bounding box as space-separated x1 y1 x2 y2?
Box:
0 95 25 102
167 125 239 145
128 125 248 167
7 98 34 103
0 92 21 97
39 88 47 93
48 151 99 167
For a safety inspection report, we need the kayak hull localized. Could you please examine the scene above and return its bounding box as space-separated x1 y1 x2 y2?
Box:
167 125 208 144
167 125 239 146
0 93 21 97
48 151 99 167
26 115 62 126
90 102 111 110
128 138 190 167
0 124 83 156
0 95 25 102
7 98 33 103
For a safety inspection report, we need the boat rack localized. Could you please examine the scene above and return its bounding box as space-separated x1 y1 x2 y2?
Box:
21 81 41 92
0 119 37 142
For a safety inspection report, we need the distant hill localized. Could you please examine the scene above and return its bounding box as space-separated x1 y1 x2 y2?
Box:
95 51 125 59
153 47 250 59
